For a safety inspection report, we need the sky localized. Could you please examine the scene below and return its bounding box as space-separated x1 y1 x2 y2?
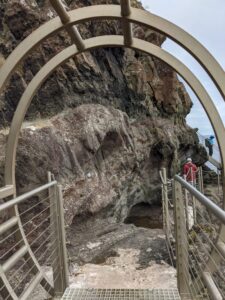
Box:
141 0 225 135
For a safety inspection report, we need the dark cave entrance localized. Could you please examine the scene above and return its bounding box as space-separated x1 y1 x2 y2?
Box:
124 202 163 229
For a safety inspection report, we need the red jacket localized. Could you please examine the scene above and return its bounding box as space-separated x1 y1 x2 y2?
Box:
183 162 198 181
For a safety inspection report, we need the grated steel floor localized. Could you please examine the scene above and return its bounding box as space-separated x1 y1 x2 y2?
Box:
61 288 181 300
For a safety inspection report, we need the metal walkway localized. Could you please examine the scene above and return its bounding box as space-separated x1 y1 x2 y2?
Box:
61 289 181 300
0 0 225 300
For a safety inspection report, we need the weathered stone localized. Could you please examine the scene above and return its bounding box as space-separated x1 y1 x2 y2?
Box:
0 0 209 288
0 0 208 226
0 104 206 225
1 0 188 128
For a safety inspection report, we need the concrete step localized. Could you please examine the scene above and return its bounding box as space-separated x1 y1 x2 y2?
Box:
61 288 181 299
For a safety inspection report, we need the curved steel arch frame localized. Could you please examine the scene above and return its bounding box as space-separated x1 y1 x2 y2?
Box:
0 4 223 204
4 36 225 191
0 5 225 100
0 4 225 297
4 35 225 287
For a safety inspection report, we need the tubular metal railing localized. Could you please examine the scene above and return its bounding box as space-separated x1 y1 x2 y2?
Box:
160 168 176 268
161 167 225 300
0 173 68 300
0 0 224 298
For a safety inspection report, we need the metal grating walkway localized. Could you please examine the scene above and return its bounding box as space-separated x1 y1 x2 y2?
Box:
61 288 181 300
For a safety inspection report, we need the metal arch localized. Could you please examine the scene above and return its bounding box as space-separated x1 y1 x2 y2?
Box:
4 36 225 294
0 5 225 101
0 4 224 296
4 36 225 190
49 0 85 51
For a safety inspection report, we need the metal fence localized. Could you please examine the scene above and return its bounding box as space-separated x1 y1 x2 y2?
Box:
160 168 176 268
161 167 225 300
0 173 68 300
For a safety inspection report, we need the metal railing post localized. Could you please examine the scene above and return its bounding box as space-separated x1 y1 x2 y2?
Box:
184 187 190 231
183 174 190 231
192 195 197 224
217 168 220 195
161 168 169 239
48 173 60 296
184 174 196 227
48 173 69 297
198 166 204 194
173 180 190 299
56 184 69 291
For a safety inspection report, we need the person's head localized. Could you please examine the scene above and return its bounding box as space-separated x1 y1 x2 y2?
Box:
187 158 192 163
209 135 215 139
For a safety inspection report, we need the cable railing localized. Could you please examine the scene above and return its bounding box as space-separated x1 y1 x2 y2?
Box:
160 168 225 300
0 173 69 300
174 175 225 300
160 169 176 268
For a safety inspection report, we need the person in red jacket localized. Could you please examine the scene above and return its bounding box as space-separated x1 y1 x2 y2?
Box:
183 158 198 185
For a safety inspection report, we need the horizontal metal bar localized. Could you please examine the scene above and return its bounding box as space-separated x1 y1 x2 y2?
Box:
0 216 18 235
49 0 70 24
49 0 85 51
174 175 225 225
122 20 133 46
2 245 27 272
0 185 14 199
19 272 43 300
217 241 225 259
66 25 85 51
0 181 57 213
202 272 223 300
121 0 131 16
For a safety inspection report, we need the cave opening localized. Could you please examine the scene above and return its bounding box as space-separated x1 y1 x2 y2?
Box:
124 202 163 229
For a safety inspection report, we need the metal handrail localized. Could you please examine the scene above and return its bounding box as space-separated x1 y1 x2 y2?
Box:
0 178 68 299
0 181 57 212
174 175 225 225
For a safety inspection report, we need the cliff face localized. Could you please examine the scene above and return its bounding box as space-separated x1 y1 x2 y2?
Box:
0 0 207 224
0 0 185 126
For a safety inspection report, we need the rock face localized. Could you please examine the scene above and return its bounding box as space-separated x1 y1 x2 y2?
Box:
0 0 207 224
0 1 210 290
2 0 182 127
1 104 205 226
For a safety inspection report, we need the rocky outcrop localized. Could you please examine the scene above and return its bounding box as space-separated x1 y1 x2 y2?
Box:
1 0 180 127
0 104 206 225
0 0 207 225
0 2 210 285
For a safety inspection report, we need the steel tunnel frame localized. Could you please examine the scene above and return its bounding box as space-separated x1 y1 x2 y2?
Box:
0 4 225 299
